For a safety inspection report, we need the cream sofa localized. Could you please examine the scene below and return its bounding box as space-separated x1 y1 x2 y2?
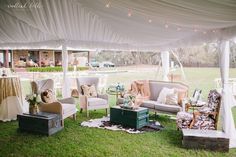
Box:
118 80 188 115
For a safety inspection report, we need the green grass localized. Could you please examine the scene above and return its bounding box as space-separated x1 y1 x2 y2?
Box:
26 66 89 72
1 111 236 157
1 67 236 157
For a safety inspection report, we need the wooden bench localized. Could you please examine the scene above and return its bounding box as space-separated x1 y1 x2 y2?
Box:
182 129 229 152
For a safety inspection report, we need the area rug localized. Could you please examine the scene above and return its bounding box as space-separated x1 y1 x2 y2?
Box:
81 116 164 134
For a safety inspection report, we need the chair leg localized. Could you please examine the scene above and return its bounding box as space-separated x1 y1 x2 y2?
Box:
73 114 76 120
80 108 83 113
86 110 89 117
61 120 64 127
105 108 108 116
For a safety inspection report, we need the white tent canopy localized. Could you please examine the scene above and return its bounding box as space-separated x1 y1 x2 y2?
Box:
0 0 236 149
0 0 236 50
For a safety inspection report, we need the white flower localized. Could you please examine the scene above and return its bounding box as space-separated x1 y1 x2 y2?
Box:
36 95 41 103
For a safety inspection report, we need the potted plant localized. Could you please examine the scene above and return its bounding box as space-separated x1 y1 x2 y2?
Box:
25 94 41 114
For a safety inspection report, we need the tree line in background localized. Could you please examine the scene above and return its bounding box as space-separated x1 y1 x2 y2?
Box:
94 41 236 67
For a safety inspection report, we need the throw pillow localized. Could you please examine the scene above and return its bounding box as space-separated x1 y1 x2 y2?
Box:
174 88 188 105
165 91 178 105
157 87 175 103
81 84 98 97
41 89 56 103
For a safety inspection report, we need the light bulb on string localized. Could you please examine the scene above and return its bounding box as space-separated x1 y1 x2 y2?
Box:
203 31 207 34
127 9 132 17
105 2 110 8
212 30 216 33
165 24 169 28
148 19 152 23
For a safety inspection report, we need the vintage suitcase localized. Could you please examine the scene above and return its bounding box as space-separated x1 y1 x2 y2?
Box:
110 106 149 129
17 112 63 136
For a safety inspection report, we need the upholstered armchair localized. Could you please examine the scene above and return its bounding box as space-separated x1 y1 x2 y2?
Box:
31 79 77 126
176 90 221 130
76 77 109 117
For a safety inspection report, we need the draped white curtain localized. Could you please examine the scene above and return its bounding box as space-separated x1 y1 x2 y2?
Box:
161 51 170 81
0 0 236 51
219 40 236 148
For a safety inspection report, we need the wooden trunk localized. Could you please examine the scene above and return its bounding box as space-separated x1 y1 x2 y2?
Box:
17 112 63 136
110 106 149 129
182 129 229 152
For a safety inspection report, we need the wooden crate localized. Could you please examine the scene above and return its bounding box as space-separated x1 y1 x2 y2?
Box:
110 106 149 129
17 112 63 136
182 129 229 152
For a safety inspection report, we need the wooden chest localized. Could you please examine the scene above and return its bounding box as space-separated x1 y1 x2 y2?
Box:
110 106 149 129
182 129 229 152
17 112 63 136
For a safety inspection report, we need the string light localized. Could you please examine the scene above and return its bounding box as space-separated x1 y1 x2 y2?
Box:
104 2 217 34
128 9 132 17
165 24 169 28
105 2 110 8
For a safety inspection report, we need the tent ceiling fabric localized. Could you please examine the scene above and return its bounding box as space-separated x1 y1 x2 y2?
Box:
0 0 236 51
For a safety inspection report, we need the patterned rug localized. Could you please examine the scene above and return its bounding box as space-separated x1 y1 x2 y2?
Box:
81 116 164 134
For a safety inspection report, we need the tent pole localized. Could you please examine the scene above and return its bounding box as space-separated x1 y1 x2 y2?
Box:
4 50 9 68
219 40 236 148
161 51 170 81
171 50 186 81
62 42 70 98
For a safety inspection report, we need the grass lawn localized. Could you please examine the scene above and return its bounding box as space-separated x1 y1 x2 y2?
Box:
0 67 236 157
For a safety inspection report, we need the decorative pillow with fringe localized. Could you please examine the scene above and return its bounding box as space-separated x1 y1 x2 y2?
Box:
81 84 97 97
41 89 56 103
165 91 178 105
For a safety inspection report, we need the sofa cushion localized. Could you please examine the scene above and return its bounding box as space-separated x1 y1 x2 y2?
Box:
149 81 188 101
174 88 188 105
140 100 155 109
157 87 175 103
154 103 181 113
166 91 178 105
87 98 108 106
61 103 76 114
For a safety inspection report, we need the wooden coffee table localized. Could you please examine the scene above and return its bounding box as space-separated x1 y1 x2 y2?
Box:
110 106 149 129
182 129 229 152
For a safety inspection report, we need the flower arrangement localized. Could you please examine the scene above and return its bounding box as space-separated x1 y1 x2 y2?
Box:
124 94 136 106
25 94 41 105
25 94 41 114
